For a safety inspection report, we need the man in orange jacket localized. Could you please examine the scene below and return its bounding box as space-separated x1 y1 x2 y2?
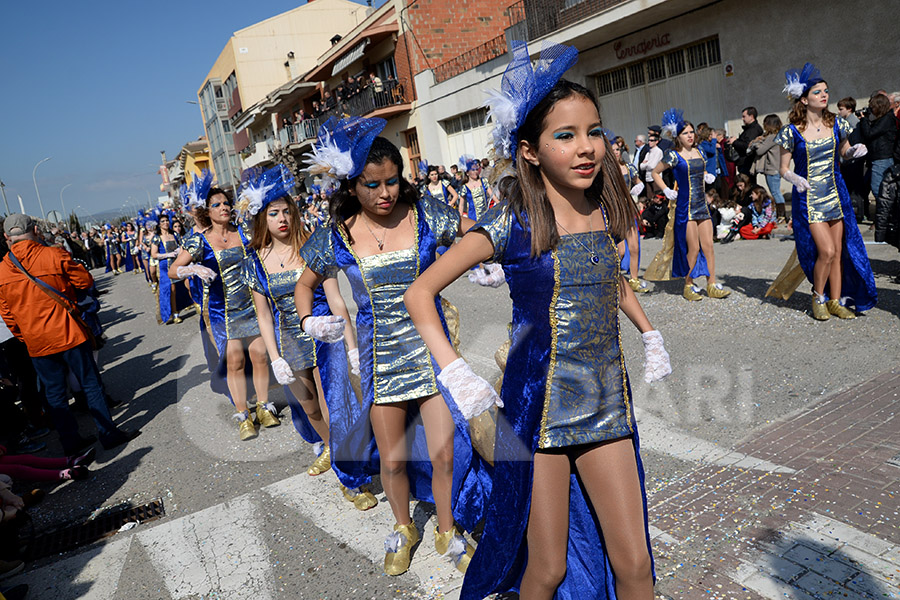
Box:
0 214 139 455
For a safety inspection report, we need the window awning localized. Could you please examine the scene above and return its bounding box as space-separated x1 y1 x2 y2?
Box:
331 39 369 76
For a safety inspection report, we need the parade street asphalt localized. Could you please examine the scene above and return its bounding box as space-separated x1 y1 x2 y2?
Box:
7 225 899 599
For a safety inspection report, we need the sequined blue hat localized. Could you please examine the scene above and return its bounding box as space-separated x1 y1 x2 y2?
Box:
484 40 579 165
180 169 214 211
459 154 480 172
602 128 616 144
304 116 387 181
661 108 686 137
238 164 295 217
783 62 823 100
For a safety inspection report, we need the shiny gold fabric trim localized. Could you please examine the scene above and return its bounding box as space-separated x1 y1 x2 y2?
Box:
644 198 678 281
539 249 561 449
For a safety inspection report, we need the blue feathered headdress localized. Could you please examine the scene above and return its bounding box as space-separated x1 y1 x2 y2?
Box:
459 155 480 172
783 62 823 100
483 40 579 165
418 159 429 174
180 169 214 211
303 116 387 181
602 128 616 144
661 108 686 137
237 164 295 217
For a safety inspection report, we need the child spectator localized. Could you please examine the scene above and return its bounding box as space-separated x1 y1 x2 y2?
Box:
739 186 777 240
641 193 669 238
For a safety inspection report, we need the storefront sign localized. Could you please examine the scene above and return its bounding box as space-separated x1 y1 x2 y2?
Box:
614 33 671 60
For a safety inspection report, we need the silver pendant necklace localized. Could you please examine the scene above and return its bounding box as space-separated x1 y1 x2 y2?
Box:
361 214 387 251
556 208 600 265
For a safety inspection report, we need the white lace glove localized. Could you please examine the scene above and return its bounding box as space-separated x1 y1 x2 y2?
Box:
348 347 360 376
704 172 716 184
467 263 506 287
629 181 645 196
176 264 218 283
302 315 345 343
159 251 178 260
782 170 811 192
641 330 672 383
271 357 295 385
437 358 503 420
846 143 867 159
663 187 679 201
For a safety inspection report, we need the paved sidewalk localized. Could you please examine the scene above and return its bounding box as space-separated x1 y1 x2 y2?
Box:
649 366 900 599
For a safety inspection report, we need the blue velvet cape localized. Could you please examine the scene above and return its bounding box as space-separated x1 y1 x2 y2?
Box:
668 152 710 279
155 233 192 323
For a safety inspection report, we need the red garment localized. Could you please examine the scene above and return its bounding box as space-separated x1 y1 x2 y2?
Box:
0 454 68 481
739 222 775 240
0 239 94 357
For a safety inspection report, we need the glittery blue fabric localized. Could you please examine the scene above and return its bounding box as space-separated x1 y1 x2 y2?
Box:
661 107 686 136
785 62 823 98
180 169 214 211
462 202 653 600
153 234 192 324
299 196 490 527
313 117 387 180
183 227 205 307
620 164 640 272
463 179 491 221
662 149 711 279
775 121 877 311
240 164 295 214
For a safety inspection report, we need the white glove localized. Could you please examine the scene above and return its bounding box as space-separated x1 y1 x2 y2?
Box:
629 181 645 196
847 143 867 159
348 347 360 376
641 330 672 383
176 264 218 283
704 172 716 184
663 187 679 201
159 252 178 259
302 315 345 343
782 170 811 192
437 357 503 420
271 357 296 385
467 263 506 287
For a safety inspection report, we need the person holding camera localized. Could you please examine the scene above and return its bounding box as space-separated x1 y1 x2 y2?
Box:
727 107 764 183
0 214 140 455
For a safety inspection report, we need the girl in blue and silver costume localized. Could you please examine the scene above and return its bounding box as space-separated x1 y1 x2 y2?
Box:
609 131 649 294
168 184 270 441
458 155 493 221
295 116 491 577
150 212 191 324
407 41 672 600
769 63 876 320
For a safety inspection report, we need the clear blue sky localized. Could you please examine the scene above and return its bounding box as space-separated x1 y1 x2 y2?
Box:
0 0 373 221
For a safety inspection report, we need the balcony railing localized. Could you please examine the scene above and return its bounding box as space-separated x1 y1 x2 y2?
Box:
313 79 410 122
278 118 321 148
433 34 509 83
523 0 628 41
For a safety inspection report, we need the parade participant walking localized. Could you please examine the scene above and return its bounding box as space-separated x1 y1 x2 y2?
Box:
241 167 375 508
459 155 493 221
650 108 730 301
169 187 269 440
0 214 140 454
611 135 648 293
180 171 214 315
423 165 459 209
297 116 489 576
768 63 876 319
120 222 138 273
150 213 191 324
407 42 670 600
104 224 122 274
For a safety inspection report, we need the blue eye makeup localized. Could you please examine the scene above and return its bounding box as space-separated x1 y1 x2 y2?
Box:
553 131 573 140
363 182 379 189
588 127 604 137
386 177 399 185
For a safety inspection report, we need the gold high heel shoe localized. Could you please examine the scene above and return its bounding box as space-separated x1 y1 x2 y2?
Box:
384 522 419 576
811 296 831 320
826 299 856 319
256 403 281 428
434 526 475 574
340 485 378 511
235 411 257 441
307 446 331 475
682 283 702 301
628 278 649 293
706 283 731 299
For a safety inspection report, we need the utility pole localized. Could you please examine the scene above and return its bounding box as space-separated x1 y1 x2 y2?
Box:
0 179 9 215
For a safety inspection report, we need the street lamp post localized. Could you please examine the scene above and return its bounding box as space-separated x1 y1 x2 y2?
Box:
0 179 9 215
32 156 51 220
60 183 73 221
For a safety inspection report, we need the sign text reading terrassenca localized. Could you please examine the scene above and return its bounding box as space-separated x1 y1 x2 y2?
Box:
614 33 672 60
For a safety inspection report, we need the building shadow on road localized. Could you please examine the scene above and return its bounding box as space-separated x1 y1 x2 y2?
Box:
759 529 892 599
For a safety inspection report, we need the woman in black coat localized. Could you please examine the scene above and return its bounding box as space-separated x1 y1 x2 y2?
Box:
858 93 898 198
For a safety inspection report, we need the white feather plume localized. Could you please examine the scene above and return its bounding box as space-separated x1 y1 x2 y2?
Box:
239 180 277 216
783 74 805 99
303 130 354 180
483 89 519 160
661 122 679 138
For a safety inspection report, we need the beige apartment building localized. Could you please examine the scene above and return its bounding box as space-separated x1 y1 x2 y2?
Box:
196 0 369 190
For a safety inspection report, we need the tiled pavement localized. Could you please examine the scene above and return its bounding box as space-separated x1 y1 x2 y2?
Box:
649 367 899 599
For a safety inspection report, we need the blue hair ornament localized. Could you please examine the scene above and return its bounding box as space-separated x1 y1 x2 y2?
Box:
484 40 579 164
238 164 295 217
783 62 823 100
304 116 387 181
661 108 686 138
458 154 481 172
180 169 214 211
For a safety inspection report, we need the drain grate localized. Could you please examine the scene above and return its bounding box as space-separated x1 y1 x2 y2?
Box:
888 453 900 469
23 499 165 561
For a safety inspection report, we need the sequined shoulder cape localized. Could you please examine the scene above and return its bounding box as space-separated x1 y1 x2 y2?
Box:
300 196 491 523
461 202 653 600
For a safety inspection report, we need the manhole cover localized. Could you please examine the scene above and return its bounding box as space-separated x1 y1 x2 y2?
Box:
23 499 165 560
887 453 900 469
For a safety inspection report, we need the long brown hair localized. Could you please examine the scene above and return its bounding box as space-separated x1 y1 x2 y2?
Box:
762 114 783 136
249 196 308 259
868 93 892 119
672 120 696 151
507 79 637 257
788 81 835 132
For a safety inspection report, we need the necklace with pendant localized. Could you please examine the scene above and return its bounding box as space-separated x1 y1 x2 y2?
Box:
556 207 600 265
361 214 387 251
273 245 292 268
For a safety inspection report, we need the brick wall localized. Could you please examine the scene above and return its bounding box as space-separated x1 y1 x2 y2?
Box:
394 31 417 102
405 0 514 76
